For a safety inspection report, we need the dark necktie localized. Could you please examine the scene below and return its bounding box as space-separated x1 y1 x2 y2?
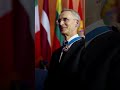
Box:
59 42 68 62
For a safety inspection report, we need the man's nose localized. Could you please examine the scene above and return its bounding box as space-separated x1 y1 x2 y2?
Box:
60 20 64 25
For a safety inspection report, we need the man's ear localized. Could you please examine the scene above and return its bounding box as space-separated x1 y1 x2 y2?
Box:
76 20 80 27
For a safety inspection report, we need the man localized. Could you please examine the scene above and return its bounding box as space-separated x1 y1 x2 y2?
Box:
80 0 120 90
44 8 85 90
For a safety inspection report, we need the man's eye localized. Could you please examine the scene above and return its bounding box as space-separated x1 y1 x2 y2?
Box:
58 19 61 23
63 18 68 21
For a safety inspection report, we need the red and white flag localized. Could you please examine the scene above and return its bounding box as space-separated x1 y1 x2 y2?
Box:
35 0 41 67
40 0 52 64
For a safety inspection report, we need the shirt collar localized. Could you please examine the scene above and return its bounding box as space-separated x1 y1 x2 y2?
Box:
63 34 80 46
67 34 80 43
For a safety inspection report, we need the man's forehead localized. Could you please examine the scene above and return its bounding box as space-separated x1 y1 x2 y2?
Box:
59 11 73 18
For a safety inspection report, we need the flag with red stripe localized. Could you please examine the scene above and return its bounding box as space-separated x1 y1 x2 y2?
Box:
35 0 41 67
69 0 73 9
78 0 83 20
78 0 84 37
40 0 51 64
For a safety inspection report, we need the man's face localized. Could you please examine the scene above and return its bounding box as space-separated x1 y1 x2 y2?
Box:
58 11 77 35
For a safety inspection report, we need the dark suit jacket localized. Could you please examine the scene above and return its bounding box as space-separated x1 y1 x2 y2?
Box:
81 31 120 90
44 38 85 90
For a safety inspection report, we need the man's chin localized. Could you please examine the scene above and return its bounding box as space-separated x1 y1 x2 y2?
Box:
61 31 66 35
61 32 65 35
